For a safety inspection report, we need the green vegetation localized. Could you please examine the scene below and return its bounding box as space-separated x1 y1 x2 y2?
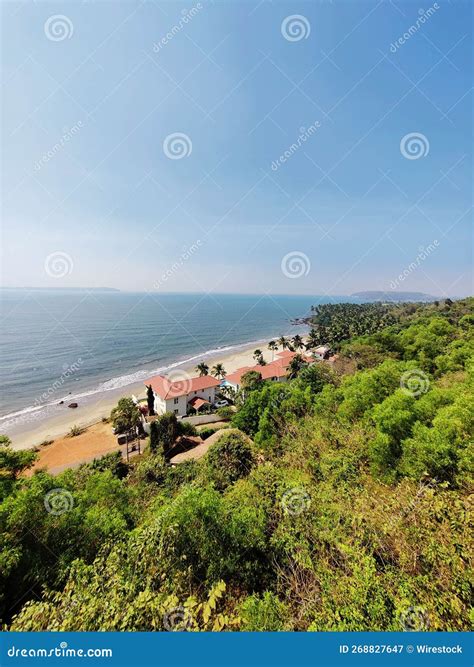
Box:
146 385 155 416
308 302 401 349
110 397 141 434
67 425 85 438
1 298 472 631
212 363 226 379
196 363 209 376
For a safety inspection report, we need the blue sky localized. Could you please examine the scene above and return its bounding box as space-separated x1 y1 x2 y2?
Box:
1 0 472 296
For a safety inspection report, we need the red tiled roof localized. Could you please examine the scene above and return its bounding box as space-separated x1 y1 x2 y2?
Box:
188 397 210 410
276 349 296 358
225 351 313 386
145 374 220 399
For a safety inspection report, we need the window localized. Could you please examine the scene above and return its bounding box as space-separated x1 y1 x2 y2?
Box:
174 397 179 405
174 409 179 415
209 396 211 402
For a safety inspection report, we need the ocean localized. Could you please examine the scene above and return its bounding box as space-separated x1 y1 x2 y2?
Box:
0 291 346 429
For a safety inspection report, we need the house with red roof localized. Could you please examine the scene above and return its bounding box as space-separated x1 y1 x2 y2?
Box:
223 350 313 392
144 373 220 417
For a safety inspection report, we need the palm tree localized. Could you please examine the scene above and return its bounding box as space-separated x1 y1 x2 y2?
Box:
253 349 265 365
278 336 289 350
287 354 307 380
212 363 226 379
195 362 209 376
306 328 321 350
268 340 278 360
292 334 304 351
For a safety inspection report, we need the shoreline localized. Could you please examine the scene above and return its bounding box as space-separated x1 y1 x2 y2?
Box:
4 332 307 451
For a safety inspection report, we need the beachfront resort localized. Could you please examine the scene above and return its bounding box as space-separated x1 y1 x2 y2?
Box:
144 345 330 418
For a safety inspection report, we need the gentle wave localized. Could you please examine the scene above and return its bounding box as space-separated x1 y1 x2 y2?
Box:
0 337 274 427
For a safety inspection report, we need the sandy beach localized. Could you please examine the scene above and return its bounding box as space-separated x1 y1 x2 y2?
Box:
6 336 294 451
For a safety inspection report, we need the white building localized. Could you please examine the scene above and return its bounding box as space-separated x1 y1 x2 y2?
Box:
144 374 220 418
313 345 331 360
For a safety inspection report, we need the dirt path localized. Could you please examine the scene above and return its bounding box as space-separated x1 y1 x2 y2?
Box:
26 422 121 476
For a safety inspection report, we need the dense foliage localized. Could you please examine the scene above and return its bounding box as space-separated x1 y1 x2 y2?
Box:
1 299 472 631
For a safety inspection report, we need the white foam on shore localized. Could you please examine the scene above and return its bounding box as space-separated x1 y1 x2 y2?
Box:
0 336 279 429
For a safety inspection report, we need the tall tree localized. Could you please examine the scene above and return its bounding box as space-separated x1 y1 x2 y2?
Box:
306 328 321 350
286 354 308 379
253 349 265 365
292 335 304 351
110 398 141 434
149 412 179 460
195 363 209 376
212 363 226 379
146 385 155 416
278 336 289 350
268 340 278 360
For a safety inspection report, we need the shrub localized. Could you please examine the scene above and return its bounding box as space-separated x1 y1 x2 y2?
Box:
240 592 288 631
205 430 255 491
67 425 84 438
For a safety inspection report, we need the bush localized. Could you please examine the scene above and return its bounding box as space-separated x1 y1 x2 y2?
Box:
177 421 198 437
240 592 288 631
205 430 255 490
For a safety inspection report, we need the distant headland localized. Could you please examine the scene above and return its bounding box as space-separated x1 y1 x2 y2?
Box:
350 291 437 302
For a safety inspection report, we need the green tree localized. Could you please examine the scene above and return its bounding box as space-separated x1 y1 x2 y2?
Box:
268 340 278 360
146 385 155 416
205 430 255 490
149 412 179 460
0 435 36 499
196 362 209 376
253 349 265 365
110 398 141 434
212 363 226 379
240 370 262 393
286 354 307 379
292 335 304 351
278 336 289 350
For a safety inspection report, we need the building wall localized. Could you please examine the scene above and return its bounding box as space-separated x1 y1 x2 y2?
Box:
153 386 218 417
